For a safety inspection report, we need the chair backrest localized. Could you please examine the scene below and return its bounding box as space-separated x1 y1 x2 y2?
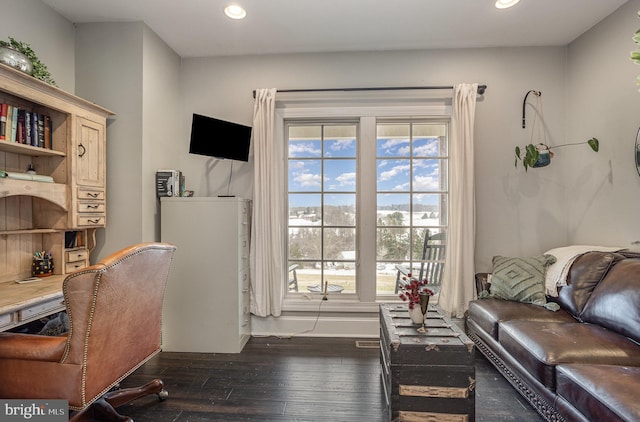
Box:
419 231 446 287
61 242 176 408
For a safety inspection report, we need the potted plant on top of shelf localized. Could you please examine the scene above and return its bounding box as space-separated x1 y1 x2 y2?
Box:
0 37 56 86
514 138 600 171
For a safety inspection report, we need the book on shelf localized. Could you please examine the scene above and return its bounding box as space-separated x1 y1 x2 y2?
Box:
10 106 18 143
37 113 45 148
0 103 6 141
43 115 51 149
5 105 12 142
30 112 38 146
16 109 25 144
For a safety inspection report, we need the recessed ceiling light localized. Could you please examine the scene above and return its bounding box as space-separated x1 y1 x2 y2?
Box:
224 5 247 19
495 0 521 9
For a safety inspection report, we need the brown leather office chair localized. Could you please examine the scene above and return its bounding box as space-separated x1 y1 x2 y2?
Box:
0 242 176 421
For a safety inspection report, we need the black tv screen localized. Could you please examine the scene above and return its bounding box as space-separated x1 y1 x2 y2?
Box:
189 113 252 162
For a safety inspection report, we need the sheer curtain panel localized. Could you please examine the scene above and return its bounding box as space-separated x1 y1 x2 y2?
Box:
439 83 477 318
250 88 285 317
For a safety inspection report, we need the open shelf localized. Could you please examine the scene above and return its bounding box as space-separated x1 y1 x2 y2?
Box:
0 141 65 157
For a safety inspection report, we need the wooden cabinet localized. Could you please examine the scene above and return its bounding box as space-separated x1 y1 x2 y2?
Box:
72 116 107 228
160 197 252 353
0 63 113 284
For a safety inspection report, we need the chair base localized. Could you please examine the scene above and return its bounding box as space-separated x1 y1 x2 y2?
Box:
70 379 166 422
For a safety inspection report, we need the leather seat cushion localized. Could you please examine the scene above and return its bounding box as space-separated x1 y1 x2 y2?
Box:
499 320 640 390
580 259 640 343
556 364 640 422
467 298 575 340
556 251 624 317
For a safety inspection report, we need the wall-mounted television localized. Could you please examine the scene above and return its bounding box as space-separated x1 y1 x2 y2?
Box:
189 113 252 162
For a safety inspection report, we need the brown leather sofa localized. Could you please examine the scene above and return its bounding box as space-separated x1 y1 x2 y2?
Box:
466 251 640 422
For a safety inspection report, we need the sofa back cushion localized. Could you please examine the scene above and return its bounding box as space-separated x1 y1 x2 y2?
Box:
557 251 625 318
580 258 640 343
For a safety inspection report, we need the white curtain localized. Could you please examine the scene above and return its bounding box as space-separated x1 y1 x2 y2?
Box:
439 83 477 318
250 88 285 317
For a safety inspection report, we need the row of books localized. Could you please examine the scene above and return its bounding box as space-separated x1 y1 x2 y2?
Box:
0 103 53 148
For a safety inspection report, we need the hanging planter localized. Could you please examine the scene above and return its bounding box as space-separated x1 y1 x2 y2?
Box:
515 90 599 171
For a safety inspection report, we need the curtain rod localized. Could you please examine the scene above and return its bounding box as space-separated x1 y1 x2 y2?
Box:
252 84 487 98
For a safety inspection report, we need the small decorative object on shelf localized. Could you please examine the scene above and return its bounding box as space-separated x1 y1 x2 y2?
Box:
32 250 54 277
0 37 56 86
0 45 32 74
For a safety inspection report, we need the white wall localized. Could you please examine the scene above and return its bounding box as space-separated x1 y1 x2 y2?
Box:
566 0 640 247
75 22 181 260
0 0 75 91
180 47 569 272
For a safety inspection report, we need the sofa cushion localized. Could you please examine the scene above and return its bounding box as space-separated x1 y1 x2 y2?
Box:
498 320 640 390
556 364 640 422
556 251 625 318
467 298 575 340
580 259 640 343
487 255 557 310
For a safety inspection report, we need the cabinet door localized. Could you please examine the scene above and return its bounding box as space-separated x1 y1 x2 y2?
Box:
75 117 105 188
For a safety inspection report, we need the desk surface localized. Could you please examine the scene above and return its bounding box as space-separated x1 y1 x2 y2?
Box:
0 275 65 331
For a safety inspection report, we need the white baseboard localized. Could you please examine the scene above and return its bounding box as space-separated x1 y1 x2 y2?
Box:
250 314 379 338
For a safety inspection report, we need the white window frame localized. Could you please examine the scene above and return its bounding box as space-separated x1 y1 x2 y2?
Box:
277 94 450 312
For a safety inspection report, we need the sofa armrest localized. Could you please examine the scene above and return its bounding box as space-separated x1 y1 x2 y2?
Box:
475 272 491 295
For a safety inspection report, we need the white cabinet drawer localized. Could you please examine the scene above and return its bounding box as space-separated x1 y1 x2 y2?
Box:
18 298 64 321
78 201 105 213
0 313 12 329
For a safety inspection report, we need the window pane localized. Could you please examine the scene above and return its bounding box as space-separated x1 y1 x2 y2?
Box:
289 159 321 192
324 125 356 158
289 193 321 225
377 159 410 191
412 158 441 191
376 227 409 260
287 122 358 295
376 121 448 297
377 124 410 157
325 160 356 191
288 261 322 292
289 126 321 158
324 194 356 226
289 227 321 260
412 194 444 227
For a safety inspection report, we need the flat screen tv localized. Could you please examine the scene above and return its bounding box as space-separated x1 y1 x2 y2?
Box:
189 113 252 162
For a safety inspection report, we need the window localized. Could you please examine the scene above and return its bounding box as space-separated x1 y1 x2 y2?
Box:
375 122 448 294
287 123 358 294
281 97 450 302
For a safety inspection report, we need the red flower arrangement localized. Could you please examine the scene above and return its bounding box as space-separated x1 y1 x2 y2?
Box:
398 273 435 309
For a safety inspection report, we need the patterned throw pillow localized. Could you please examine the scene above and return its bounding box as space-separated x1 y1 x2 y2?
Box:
487 255 559 311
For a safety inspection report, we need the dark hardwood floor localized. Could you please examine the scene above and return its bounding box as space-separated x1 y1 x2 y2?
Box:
117 336 543 421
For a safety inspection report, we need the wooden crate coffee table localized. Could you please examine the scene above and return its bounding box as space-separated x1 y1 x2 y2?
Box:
380 303 476 421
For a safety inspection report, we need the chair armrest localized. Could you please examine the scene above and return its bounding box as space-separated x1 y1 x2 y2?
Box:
475 272 491 295
0 332 67 362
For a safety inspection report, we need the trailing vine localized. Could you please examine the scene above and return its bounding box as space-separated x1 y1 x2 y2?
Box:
0 37 56 86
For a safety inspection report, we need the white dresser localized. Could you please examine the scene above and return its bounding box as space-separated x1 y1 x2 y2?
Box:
160 197 251 353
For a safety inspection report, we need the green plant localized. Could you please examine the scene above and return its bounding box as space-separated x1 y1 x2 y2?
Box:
514 138 599 171
0 37 56 86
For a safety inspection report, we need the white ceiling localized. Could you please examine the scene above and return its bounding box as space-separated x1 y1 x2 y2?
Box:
41 0 628 58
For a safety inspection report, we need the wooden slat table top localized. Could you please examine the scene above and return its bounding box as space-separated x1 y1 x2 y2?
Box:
0 275 65 315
